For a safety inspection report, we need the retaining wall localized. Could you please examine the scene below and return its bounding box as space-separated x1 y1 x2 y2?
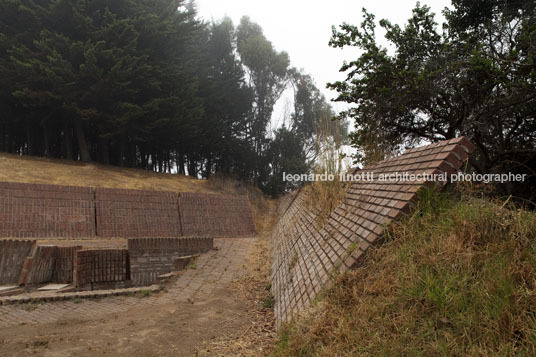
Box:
95 188 181 238
128 237 214 285
0 239 35 284
0 185 255 239
179 193 255 237
271 137 475 324
0 182 95 238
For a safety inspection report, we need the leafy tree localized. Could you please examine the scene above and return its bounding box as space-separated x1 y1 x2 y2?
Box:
289 68 348 161
329 1 536 199
237 16 290 158
261 126 308 196
0 1 344 197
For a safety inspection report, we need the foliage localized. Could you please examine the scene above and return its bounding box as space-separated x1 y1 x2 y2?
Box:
329 0 536 199
0 1 343 197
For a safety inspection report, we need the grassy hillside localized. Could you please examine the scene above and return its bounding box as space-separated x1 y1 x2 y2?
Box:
272 190 536 356
0 152 218 193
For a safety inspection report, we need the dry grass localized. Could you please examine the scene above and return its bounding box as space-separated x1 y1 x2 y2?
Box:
0 153 213 193
273 189 536 356
306 114 347 228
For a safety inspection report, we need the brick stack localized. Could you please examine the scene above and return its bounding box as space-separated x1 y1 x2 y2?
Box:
0 182 95 238
73 249 128 288
271 137 475 324
95 187 181 238
53 246 82 283
128 237 214 285
178 193 255 237
18 245 58 285
0 239 35 284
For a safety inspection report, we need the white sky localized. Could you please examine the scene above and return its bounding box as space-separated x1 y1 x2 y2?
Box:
195 0 452 131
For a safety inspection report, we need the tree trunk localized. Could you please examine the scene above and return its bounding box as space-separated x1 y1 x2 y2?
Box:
63 121 73 160
188 158 197 178
97 137 110 164
74 118 92 162
25 123 35 156
41 119 50 158
177 153 185 175
117 133 126 167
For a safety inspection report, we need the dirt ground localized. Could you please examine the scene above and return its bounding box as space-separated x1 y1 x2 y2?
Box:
1 288 246 356
0 238 275 357
0 152 279 356
0 204 278 357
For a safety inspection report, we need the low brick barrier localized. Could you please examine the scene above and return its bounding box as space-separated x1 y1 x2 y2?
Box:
95 187 181 238
73 249 129 288
0 182 95 238
271 137 475 324
128 237 214 285
179 193 255 237
53 246 82 283
0 239 35 284
18 245 58 285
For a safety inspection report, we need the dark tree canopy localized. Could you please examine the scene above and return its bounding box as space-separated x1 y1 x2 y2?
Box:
0 1 343 197
329 0 536 200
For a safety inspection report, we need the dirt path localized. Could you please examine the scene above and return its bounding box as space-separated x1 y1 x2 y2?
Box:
0 237 273 356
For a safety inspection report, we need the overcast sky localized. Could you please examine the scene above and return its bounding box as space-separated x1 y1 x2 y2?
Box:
195 0 452 129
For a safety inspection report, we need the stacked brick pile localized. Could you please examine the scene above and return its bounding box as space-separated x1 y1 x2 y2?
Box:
0 182 95 238
128 237 214 285
73 249 128 288
95 188 181 238
179 193 255 237
53 246 82 283
271 137 475 324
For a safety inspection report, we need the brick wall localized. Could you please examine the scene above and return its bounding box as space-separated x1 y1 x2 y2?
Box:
95 187 181 238
18 245 58 285
128 237 214 285
179 193 255 237
0 183 256 240
0 239 35 284
73 249 128 288
0 182 95 238
271 137 475 324
53 246 82 283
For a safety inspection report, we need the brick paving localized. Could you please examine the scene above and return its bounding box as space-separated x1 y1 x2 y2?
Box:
0 238 255 329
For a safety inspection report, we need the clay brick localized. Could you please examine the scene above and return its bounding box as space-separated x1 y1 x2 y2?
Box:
73 249 128 288
95 187 180 238
178 193 256 237
0 182 95 238
128 237 213 286
270 137 475 325
0 239 36 284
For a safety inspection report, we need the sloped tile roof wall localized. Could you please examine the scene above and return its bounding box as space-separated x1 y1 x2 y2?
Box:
271 137 475 324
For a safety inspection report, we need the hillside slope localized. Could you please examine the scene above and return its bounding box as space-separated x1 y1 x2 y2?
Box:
0 153 212 193
272 190 536 356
